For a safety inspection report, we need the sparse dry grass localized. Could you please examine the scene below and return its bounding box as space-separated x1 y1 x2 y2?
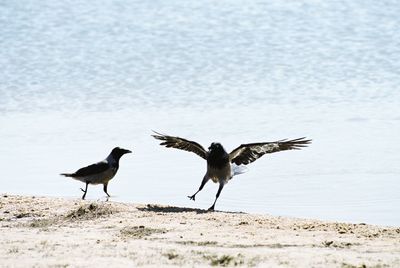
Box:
163 251 180 260
201 253 245 267
119 225 166 239
65 203 116 220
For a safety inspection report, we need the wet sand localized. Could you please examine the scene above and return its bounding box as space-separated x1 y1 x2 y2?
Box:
1 194 399 267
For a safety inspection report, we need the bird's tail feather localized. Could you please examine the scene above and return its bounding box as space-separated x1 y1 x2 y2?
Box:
60 173 73 177
232 163 248 176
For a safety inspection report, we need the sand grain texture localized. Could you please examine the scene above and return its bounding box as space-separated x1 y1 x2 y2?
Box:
0 195 399 267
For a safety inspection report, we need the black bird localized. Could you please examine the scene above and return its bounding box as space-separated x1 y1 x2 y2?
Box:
61 147 132 200
152 132 311 211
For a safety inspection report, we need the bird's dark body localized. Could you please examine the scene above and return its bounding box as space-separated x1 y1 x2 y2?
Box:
207 144 229 169
68 162 113 178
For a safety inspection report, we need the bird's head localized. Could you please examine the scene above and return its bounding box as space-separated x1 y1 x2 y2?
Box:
110 147 132 160
208 142 225 153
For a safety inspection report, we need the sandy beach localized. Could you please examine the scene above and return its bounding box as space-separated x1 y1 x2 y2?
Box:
0 194 399 267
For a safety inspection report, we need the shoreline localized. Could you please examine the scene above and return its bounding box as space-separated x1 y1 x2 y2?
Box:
1 194 399 267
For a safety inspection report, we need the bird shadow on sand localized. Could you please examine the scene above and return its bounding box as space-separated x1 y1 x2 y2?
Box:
138 204 245 215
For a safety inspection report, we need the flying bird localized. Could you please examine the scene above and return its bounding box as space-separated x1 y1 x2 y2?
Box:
152 131 311 211
61 147 131 200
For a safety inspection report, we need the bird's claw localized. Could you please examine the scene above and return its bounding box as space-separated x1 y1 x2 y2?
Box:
187 195 196 201
208 206 215 211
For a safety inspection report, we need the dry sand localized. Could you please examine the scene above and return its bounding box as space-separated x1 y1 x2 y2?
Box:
0 194 399 267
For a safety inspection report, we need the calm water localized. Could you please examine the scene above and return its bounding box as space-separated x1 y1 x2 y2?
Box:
1 0 399 226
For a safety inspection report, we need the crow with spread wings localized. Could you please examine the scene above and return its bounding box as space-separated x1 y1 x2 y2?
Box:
152 131 311 211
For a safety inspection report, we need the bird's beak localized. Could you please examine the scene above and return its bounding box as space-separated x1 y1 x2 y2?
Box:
125 149 132 154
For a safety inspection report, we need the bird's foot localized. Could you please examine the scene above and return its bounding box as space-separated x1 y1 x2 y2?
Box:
207 205 215 211
80 188 87 200
187 195 196 201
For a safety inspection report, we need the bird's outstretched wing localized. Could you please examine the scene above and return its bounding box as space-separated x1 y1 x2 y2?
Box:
61 161 109 177
152 131 208 160
229 137 311 165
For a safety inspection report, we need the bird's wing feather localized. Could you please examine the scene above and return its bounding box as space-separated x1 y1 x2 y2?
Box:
152 131 207 160
229 137 311 165
71 161 110 177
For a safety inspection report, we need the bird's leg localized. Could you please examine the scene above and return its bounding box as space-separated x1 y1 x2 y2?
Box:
80 182 89 200
188 175 209 201
208 182 225 211
103 182 110 197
